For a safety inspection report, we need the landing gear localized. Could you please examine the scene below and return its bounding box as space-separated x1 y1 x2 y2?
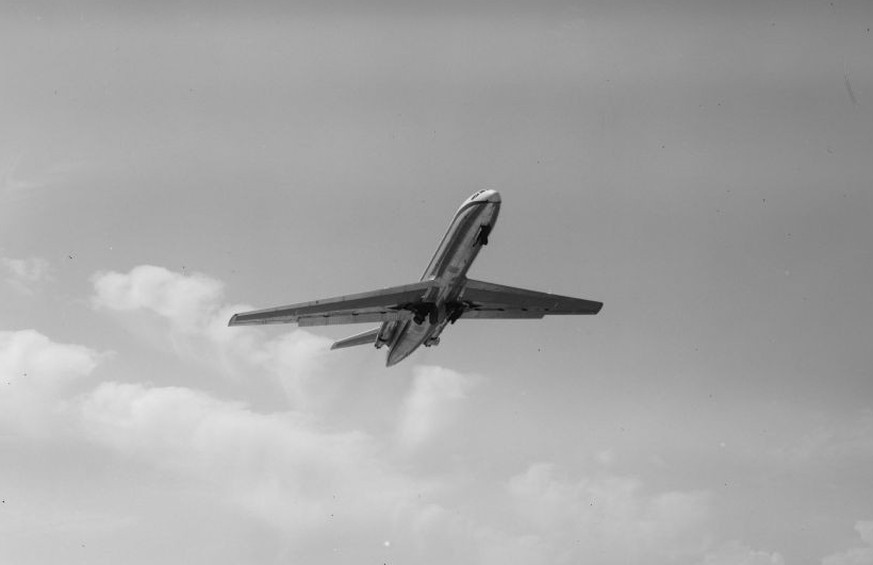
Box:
375 324 395 349
446 302 466 324
474 224 492 246
424 336 441 347
411 303 439 325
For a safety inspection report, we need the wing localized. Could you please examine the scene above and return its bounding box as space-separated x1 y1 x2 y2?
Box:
228 280 436 327
458 279 602 319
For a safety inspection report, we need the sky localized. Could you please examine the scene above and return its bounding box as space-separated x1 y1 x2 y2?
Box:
1 0 872 563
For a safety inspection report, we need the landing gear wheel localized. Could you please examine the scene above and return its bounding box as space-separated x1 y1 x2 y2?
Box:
446 302 466 324
475 224 492 246
412 303 438 325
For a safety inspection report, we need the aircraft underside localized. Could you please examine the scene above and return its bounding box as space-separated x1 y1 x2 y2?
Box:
229 189 602 366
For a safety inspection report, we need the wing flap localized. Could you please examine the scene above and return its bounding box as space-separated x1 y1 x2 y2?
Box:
229 280 435 327
298 312 410 327
459 279 602 318
460 310 546 320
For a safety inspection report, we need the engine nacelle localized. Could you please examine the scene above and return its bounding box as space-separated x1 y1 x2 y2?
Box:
375 324 396 348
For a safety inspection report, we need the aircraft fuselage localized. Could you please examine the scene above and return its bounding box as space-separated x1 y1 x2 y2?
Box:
380 189 501 366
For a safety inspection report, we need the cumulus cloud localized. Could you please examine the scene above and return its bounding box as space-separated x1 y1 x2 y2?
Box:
92 265 224 332
83 265 718 562
81 265 734 563
0 329 103 435
2 263 781 564
1 256 51 295
0 153 86 194
91 265 333 406
78 380 444 555
506 462 711 564
397 365 476 448
77 373 719 564
702 540 785 565
84 266 461 553
822 521 873 565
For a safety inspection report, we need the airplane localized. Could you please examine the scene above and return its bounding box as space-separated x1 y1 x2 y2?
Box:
229 189 602 366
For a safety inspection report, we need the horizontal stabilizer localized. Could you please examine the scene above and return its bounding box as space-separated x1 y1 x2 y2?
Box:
331 327 381 350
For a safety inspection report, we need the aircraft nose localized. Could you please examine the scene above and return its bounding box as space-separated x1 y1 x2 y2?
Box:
482 190 501 203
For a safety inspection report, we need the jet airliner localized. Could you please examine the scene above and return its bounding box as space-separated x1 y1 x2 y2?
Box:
229 190 602 366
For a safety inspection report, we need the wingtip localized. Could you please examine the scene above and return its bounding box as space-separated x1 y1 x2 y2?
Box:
228 314 239 327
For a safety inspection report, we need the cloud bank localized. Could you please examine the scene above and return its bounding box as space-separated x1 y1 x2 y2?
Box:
1 256 51 295
1 264 820 564
822 521 873 565
0 329 102 436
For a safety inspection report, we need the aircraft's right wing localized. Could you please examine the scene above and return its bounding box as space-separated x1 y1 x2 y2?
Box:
458 278 602 319
228 280 437 327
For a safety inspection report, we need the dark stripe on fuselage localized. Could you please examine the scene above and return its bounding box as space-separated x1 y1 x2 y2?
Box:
420 201 487 281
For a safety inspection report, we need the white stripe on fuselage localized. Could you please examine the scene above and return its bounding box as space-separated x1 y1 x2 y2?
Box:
382 190 501 366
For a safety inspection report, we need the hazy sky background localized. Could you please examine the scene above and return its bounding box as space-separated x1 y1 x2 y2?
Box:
1 1 872 563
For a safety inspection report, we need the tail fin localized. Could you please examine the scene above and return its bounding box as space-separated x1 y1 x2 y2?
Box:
330 327 381 350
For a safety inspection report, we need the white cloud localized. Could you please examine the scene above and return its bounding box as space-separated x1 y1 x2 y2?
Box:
91 265 334 406
75 371 721 564
822 521 873 565
78 380 434 548
0 153 86 194
14 268 722 564
702 540 785 565
75 367 726 565
15 262 845 564
1 256 51 295
862 523 873 546
1 257 50 282
506 462 712 564
92 265 224 332
0 329 103 435
397 365 476 448
83 265 736 563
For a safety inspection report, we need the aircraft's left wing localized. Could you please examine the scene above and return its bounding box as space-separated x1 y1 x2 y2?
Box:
458 278 602 319
228 280 437 327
